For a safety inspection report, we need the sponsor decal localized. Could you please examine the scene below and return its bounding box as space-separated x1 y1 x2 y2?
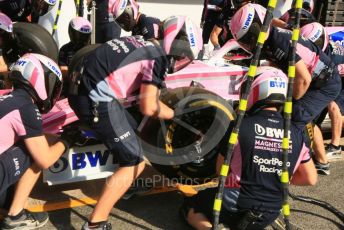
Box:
269 80 286 88
310 29 321 42
242 13 253 30
255 123 290 139
253 155 291 175
80 26 91 33
49 149 116 173
16 60 27 66
0 94 13 102
114 131 131 142
187 24 196 48
107 39 130 53
120 0 127 11
46 61 62 78
330 31 344 48
13 158 20 176
72 149 115 170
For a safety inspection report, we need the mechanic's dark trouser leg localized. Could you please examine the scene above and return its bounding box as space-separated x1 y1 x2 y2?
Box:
202 20 216 44
292 72 341 126
95 22 121 43
69 97 145 223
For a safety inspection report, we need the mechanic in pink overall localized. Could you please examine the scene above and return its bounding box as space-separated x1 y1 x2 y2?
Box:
67 15 203 230
0 54 69 230
180 66 317 229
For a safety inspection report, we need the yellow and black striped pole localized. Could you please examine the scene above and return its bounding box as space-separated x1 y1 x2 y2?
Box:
52 0 63 36
281 0 303 228
212 0 278 229
75 0 80 16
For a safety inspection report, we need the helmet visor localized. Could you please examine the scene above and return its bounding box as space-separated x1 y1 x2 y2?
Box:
168 56 192 74
115 8 135 31
32 0 51 16
236 14 262 52
41 63 62 113
167 33 194 73
314 33 325 50
69 25 91 47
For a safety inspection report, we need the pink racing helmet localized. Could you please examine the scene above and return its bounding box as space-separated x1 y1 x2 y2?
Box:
230 3 267 52
9 53 63 113
300 22 329 51
69 17 92 47
112 0 139 31
0 13 13 33
161 15 203 73
240 66 288 112
0 13 13 48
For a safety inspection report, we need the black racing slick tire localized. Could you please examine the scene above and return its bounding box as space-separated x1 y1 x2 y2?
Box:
13 22 58 62
139 87 236 184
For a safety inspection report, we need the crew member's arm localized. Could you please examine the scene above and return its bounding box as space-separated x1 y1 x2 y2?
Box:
293 60 311 100
271 18 289 29
24 135 66 169
290 159 317 186
140 84 174 119
0 55 8 73
19 104 67 170
60 66 68 79
290 143 318 186
210 25 222 50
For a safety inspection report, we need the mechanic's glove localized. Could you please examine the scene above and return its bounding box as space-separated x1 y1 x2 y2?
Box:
60 127 80 151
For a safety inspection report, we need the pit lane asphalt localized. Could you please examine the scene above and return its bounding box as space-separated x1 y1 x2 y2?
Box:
27 159 344 230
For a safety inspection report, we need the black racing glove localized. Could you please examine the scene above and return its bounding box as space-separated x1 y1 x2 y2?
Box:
60 126 80 151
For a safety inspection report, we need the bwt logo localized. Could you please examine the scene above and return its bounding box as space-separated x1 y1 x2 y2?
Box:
255 123 290 138
16 60 27 66
187 26 196 48
72 150 116 170
310 29 321 42
47 62 62 78
269 80 286 88
49 149 116 173
80 27 91 33
120 0 127 10
242 13 253 30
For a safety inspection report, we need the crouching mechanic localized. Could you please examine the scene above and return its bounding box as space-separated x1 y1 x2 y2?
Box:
67 15 203 230
113 0 161 41
301 22 344 170
181 66 318 229
230 3 341 173
0 53 69 229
